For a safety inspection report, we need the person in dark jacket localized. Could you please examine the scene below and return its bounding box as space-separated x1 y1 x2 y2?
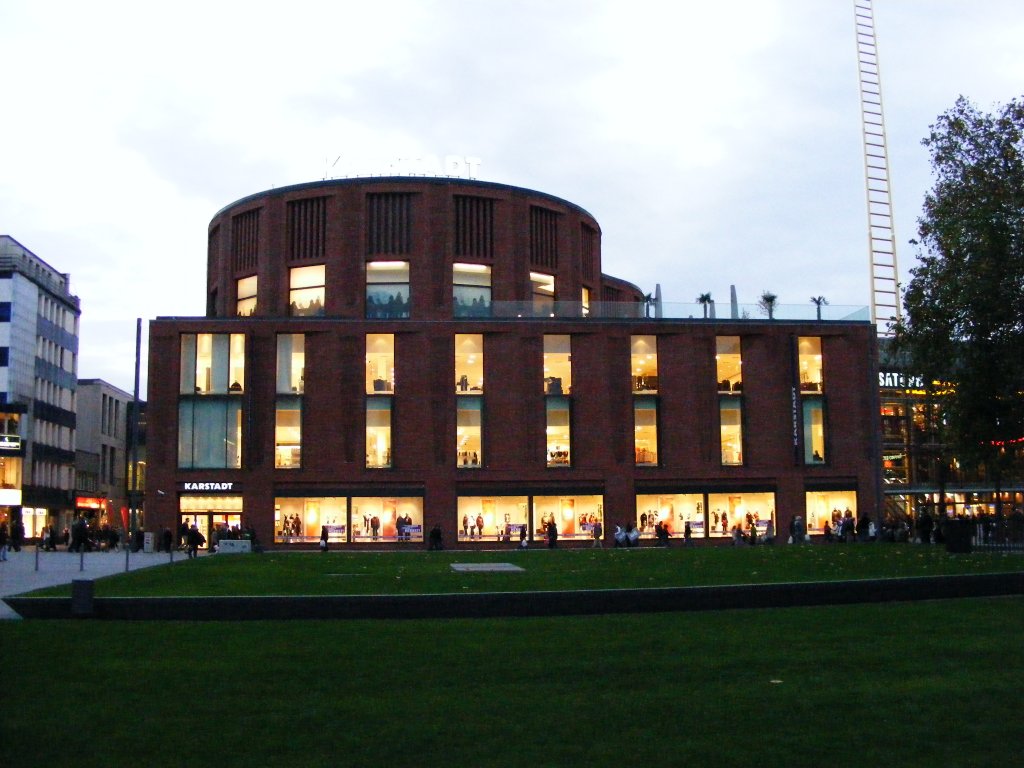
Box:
186 524 205 559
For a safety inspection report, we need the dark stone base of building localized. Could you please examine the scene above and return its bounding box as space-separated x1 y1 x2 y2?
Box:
8 571 1024 620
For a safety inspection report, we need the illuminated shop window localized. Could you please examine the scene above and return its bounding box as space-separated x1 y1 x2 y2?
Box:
707 492 775 540
351 497 423 543
275 397 301 469
631 335 658 392
367 261 410 318
274 497 347 544
289 265 325 316
634 397 658 466
716 336 742 393
798 336 823 392
457 496 528 543
719 398 743 466
532 495 603 541
366 398 392 469
236 275 257 316
453 263 491 317
803 397 826 464
531 272 555 315
457 396 482 468
635 493 704 539
366 334 395 393
805 490 857 537
277 335 305 394
179 495 244 549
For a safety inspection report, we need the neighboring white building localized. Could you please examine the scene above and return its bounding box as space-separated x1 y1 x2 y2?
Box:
0 236 80 538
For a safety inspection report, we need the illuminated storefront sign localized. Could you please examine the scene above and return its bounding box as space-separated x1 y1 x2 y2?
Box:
76 496 106 510
0 433 21 451
180 481 238 492
879 371 924 390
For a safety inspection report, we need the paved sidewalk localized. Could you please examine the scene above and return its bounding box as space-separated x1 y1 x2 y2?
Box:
0 547 183 619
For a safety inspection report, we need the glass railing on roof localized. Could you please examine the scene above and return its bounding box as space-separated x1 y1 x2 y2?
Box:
487 301 870 322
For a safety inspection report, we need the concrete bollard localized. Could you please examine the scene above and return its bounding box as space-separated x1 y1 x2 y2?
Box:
71 579 95 618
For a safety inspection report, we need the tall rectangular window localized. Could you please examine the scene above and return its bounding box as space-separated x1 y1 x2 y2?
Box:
543 335 572 395
531 272 555 315
545 396 571 466
720 398 743 466
236 275 257 316
178 333 245 469
803 397 826 463
366 334 395 393
367 261 410 318
366 398 392 468
289 265 325 316
180 333 245 395
455 334 483 393
581 287 591 317
453 264 491 317
275 397 302 469
798 337 823 392
634 397 658 466
276 334 305 394
631 335 658 392
716 336 742 393
275 335 305 469
457 396 482 468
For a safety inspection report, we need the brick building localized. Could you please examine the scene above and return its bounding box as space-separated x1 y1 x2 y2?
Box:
144 177 880 548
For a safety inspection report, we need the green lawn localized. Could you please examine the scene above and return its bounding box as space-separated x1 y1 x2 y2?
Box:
29 543 1024 598
11 546 1024 767
5 597 1024 768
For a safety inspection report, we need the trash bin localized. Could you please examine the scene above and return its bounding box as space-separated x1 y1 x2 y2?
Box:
944 519 972 554
71 579 95 618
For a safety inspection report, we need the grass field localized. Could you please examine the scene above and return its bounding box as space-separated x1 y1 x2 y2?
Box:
9 546 1024 767
29 542 1024 597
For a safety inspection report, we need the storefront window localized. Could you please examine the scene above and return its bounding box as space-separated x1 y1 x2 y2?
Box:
532 495 603 541
236 275 257 316
707 492 775 539
179 494 244 549
275 497 347 544
803 397 826 464
367 261 410 318
531 272 555 315
720 399 743 466
289 265 325 316
632 335 658 392
455 334 483 393
457 396 482 468
634 397 658 466
798 337 823 392
366 398 392 468
351 497 423 542
716 336 742 393
457 496 528 542
453 264 491 317
635 493 704 539
366 334 395 393
546 396 571 467
805 490 857 536
277 335 305 394
275 396 301 468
